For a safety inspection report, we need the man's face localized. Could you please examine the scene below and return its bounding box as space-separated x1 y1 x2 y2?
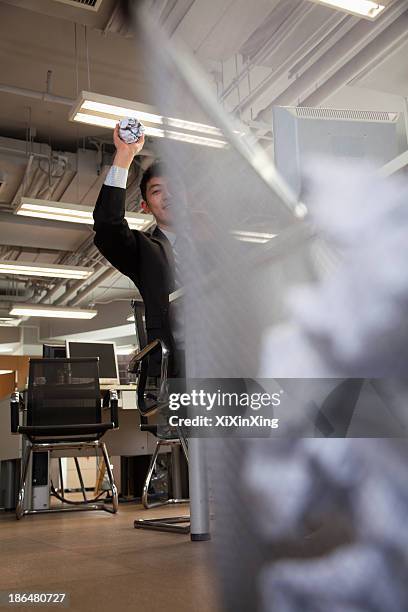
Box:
142 175 174 229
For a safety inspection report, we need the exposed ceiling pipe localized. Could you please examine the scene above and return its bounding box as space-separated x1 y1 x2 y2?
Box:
37 277 80 307
219 0 309 103
234 13 353 115
0 145 50 161
5 153 35 212
19 154 35 193
67 268 119 307
0 83 73 106
38 242 106 304
255 0 408 122
288 15 353 78
37 280 68 305
167 0 198 37
0 288 36 303
302 12 408 106
52 264 107 306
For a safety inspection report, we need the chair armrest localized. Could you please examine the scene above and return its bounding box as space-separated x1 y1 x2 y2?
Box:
10 391 22 434
129 339 170 416
109 389 119 429
128 339 162 372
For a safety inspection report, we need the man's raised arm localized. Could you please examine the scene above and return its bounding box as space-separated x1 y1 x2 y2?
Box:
93 126 145 278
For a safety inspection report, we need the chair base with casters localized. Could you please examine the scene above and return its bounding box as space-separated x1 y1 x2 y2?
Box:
11 358 120 520
134 429 190 534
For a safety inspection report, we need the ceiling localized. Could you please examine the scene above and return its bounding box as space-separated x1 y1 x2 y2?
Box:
0 0 407 353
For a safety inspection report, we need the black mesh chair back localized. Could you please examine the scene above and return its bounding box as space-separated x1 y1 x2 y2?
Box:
27 358 101 428
133 301 147 350
12 357 119 518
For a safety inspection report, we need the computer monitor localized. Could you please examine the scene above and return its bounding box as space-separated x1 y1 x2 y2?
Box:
273 106 407 197
66 341 119 385
42 344 67 359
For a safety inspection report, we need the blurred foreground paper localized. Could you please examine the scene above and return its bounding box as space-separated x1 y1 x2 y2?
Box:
261 160 408 379
123 3 408 611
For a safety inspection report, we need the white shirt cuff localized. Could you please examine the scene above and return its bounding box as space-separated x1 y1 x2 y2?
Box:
104 166 129 189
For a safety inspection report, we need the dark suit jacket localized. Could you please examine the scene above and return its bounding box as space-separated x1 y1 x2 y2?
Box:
93 184 180 376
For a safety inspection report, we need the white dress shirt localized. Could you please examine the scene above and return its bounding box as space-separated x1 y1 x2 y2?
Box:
104 165 129 189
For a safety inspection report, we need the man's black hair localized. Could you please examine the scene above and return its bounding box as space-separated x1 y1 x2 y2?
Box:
140 160 167 202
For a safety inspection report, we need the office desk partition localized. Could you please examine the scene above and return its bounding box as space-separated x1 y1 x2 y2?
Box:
0 396 22 462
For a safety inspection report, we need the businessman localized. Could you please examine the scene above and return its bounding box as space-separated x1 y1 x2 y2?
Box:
93 127 183 376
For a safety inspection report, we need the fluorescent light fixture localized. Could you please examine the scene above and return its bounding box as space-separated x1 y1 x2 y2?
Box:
308 0 385 19
0 317 22 327
231 230 277 244
0 370 14 374
116 345 136 355
70 91 228 149
0 259 93 279
9 304 97 320
16 197 155 232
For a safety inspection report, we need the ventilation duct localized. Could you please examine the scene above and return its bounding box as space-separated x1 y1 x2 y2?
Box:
0 281 35 298
0 288 36 302
52 0 103 10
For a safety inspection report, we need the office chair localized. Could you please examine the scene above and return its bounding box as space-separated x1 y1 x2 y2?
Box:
129 300 189 534
10 357 119 519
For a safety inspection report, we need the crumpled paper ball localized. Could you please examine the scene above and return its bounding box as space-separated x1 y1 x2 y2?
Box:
118 117 145 144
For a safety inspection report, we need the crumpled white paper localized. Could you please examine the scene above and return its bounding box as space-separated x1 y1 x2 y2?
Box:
118 117 145 144
261 159 408 378
251 160 408 612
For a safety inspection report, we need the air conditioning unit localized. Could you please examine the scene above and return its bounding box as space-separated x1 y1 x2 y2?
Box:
52 0 103 11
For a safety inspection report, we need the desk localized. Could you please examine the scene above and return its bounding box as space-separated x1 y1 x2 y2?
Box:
100 385 157 456
0 396 21 509
100 384 137 391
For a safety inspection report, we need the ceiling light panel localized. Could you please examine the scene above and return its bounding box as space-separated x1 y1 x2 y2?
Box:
70 91 228 148
0 259 93 279
0 317 22 327
16 198 155 232
307 0 386 20
231 230 277 244
9 304 97 319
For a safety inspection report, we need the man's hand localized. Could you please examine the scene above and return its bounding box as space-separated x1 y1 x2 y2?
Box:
112 123 145 169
